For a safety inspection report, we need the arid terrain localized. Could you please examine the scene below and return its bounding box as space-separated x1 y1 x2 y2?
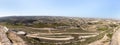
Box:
0 16 120 45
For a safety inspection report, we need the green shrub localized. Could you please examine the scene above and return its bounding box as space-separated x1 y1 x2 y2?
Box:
109 24 118 27
97 26 108 31
107 33 113 39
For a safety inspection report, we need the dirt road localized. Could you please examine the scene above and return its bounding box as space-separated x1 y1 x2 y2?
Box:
88 34 109 45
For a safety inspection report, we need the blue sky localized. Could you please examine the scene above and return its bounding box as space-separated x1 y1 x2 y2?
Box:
0 0 120 18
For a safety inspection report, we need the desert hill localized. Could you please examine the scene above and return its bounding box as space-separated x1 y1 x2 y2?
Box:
0 16 119 45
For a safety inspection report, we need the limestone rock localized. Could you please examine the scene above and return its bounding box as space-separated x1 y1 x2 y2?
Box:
0 25 28 45
7 31 27 45
16 31 27 36
0 25 12 45
110 28 120 45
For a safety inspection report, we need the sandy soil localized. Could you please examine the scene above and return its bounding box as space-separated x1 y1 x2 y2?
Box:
88 34 109 45
110 28 120 45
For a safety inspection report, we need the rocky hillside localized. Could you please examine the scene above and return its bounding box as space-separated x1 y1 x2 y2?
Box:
0 25 27 45
0 16 88 27
0 16 119 31
0 16 120 45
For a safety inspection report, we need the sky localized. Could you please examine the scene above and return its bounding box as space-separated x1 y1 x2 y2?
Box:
0 0 120 18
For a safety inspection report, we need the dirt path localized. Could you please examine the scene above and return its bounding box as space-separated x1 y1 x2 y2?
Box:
26 35 74 41
88 34 109 45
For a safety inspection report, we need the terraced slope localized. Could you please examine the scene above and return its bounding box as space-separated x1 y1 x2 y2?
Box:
0 16 119 45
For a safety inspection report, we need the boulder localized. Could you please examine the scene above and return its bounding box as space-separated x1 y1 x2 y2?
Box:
0 25 28 45
0 25 12 45
16 31 27 36
7 31 27 45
